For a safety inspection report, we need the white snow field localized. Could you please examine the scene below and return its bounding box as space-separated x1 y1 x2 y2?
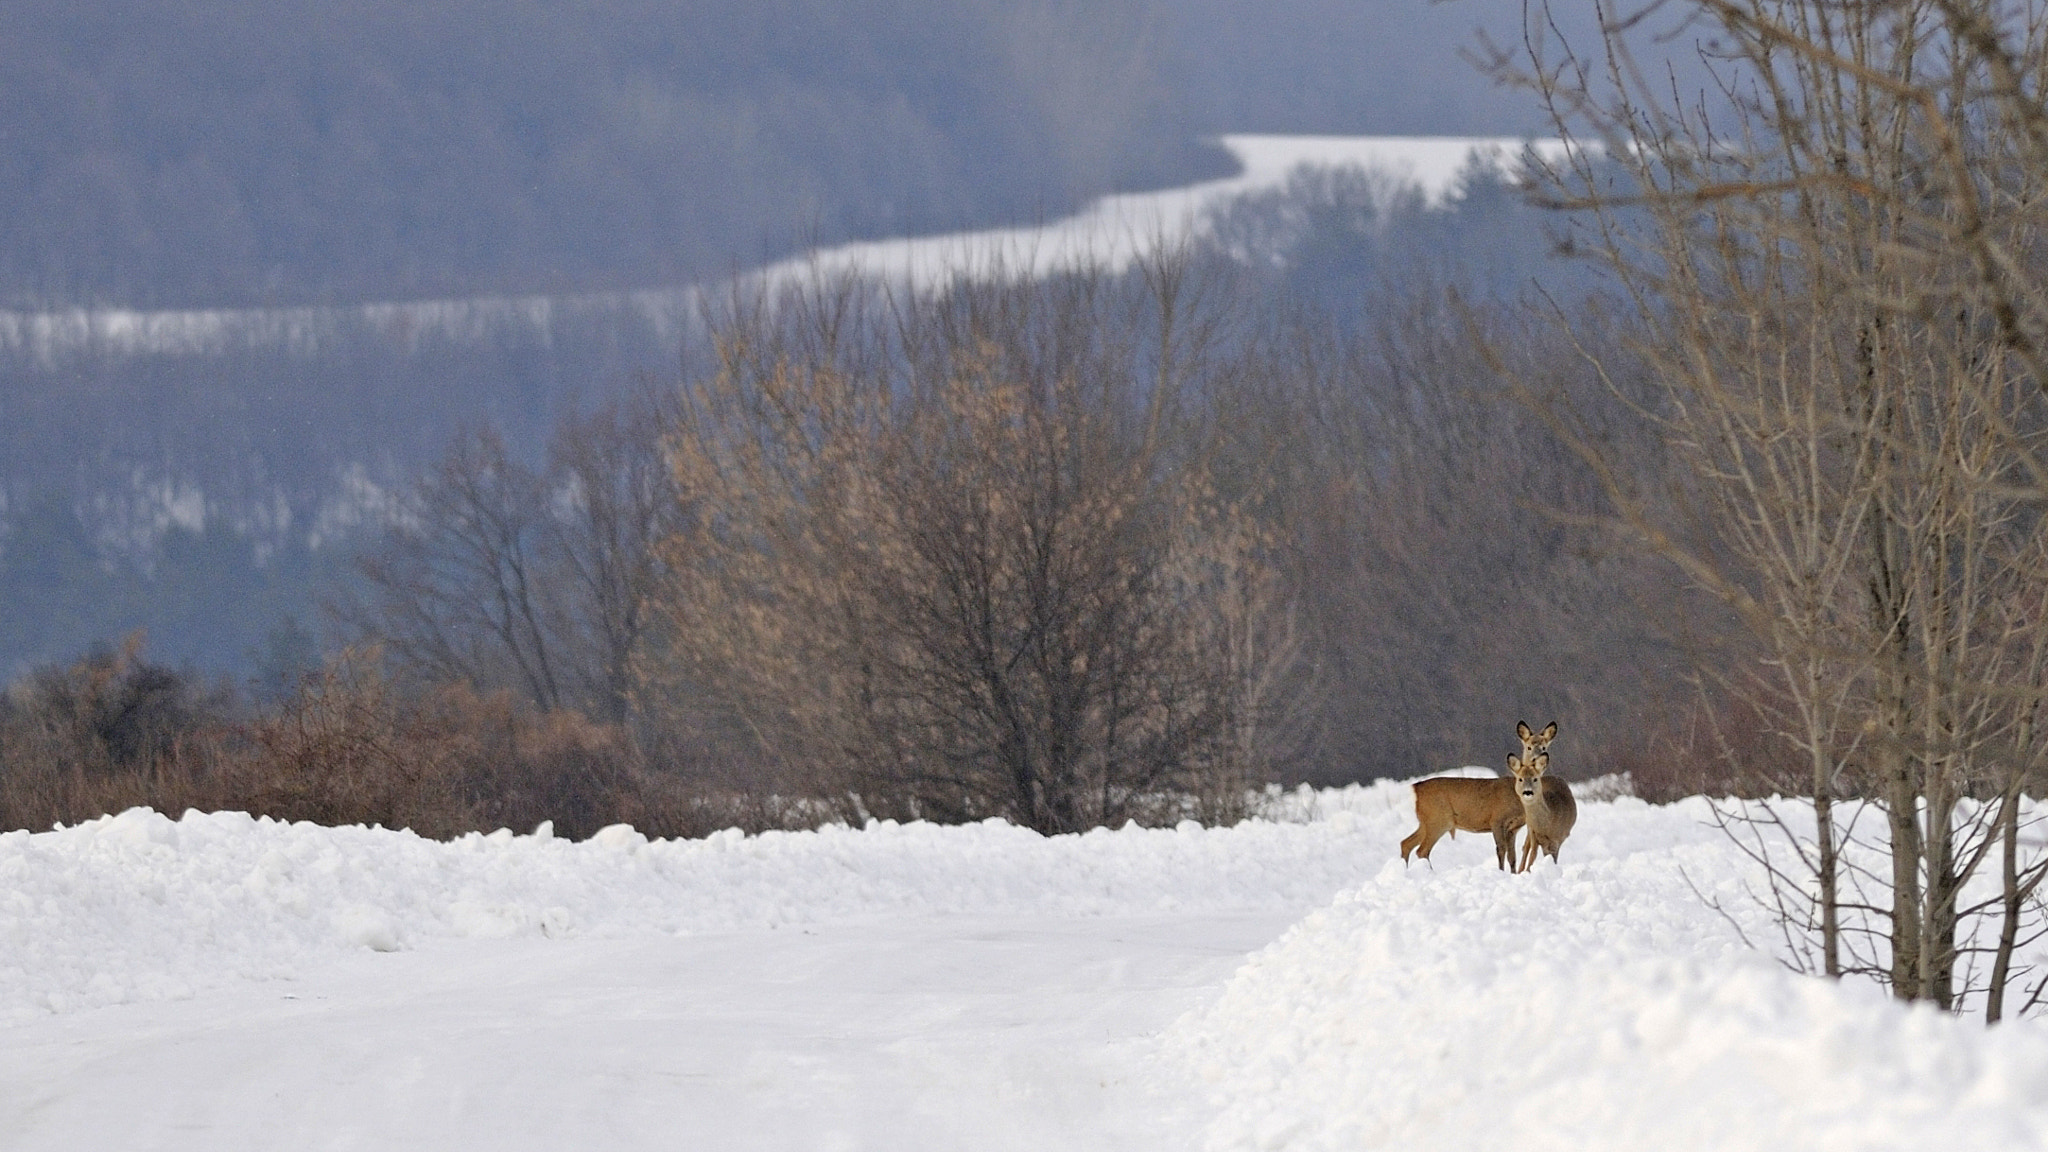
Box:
4 783 2048 1150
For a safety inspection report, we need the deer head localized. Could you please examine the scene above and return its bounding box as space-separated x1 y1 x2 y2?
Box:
1509 751 1550 801
1516 720 1557 764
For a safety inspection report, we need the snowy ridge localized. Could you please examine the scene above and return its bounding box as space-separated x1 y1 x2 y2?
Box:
0 136 1545 365
740 134 1547 291
0 798 1392 1022
1165 795 2048 1151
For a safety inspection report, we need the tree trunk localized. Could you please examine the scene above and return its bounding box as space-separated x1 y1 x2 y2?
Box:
1988 784 2024 1022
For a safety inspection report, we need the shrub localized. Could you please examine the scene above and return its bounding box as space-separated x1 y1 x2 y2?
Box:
0 634 231 830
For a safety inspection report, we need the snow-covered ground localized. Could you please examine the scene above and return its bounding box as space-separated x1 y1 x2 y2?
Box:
5 781 2047 1150
1170 797 2048 1151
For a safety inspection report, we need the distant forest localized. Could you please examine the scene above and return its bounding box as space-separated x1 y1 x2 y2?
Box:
5 0 1223 306
0 0 1621 699
0 0 1578 309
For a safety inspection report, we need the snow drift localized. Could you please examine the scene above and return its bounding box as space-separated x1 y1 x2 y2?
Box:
1165 795 2048 1151
0 798 1387 1022
8 780 2048 1148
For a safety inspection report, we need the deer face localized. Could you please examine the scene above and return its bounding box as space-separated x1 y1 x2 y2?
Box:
1516 721 1558 764
1510 751 1549 800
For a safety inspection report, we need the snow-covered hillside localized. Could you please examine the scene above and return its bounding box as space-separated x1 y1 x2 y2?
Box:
744 134 1553 290
5 781 2047 1150
0 136 1544 365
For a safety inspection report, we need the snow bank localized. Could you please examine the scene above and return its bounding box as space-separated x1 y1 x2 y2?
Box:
1167 795 2048 1151
0 799 1394 1023
17 779 2048 1148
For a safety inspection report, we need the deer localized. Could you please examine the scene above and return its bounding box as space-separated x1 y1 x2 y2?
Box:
1494 719 1562 869
1397 720 1565 870
1399 774 1526 870
1509 749 1577 872
1516 720 1557 764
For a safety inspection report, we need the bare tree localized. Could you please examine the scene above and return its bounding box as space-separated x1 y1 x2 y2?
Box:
341 388 682 729
1175 496 1326 822
1214 278 1696 786
544 385 684 724
344 427 566 711
646 260 1299 831
1494 0 2048 1013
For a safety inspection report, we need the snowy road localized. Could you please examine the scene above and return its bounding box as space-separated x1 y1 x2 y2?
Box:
11 785 2048 1149
2 912 1293 1150
1 876 1308 1152
0 794 1389 1149
0 852 1302 1147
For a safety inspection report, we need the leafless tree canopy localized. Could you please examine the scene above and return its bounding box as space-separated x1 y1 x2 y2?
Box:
1493 0 2048 1016
641 262 1319 832
338 386 682 726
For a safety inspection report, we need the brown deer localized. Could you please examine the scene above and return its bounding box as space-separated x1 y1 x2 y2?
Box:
1398 721 1566 870
1399 773 1526 870
1509 750 1577 872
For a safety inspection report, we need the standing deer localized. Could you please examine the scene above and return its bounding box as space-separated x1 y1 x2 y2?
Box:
1509 750 1577 872
1399 774 1526 870
1496 720 1559 866
1397 720 1568 870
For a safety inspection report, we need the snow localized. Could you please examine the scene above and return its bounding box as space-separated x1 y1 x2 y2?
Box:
4 780 2048 1149
743 134 1559 291
0 803 1382 1023
2 913 1294 1151
1168 795 2048 1151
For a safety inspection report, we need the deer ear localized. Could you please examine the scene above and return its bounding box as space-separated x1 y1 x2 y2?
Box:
1534 752 1549 772
1517 721 1533 741
1542 722 1558 741
1507 753 1521 772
